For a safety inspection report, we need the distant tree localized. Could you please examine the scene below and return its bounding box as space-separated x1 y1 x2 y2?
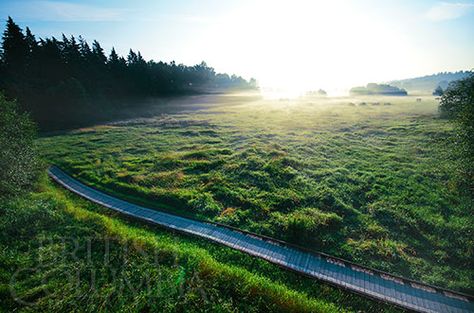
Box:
439 73 474 190
0 92 39 197
350 83 407 96
433 85 444 96
317 89 327 96
249 78 258 89
306 89 327 97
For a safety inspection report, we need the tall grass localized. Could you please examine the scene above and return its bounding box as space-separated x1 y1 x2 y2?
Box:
0 173 401 312
37 96 473 293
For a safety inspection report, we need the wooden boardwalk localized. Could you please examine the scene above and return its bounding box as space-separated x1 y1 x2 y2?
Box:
48 166 474 313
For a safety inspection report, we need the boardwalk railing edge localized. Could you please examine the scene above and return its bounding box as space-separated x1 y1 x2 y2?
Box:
48 165 474 304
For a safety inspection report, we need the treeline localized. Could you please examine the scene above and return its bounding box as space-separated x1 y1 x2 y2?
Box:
0 17 257 130
350 83 407 96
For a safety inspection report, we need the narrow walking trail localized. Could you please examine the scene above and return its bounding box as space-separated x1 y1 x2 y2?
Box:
48 166 473 313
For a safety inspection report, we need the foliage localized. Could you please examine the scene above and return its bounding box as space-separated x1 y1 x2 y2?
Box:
306 89 327 97
0 17 258 130
432 85 443 96
0 175 400 312
439 73 474 190
350 83 407 96
0 92 39 197
439 74 474 119
39 96 474 293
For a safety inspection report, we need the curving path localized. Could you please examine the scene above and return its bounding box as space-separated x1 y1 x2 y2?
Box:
48 166 473 313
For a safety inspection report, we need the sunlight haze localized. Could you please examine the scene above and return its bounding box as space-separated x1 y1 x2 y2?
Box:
2 0 473 94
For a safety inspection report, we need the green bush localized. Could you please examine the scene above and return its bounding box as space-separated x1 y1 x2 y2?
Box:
188 192 222 217
439 73 474 189
274 208 343 247
0 92 39 197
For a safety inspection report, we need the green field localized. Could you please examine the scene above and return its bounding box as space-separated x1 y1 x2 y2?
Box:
38 94 473 295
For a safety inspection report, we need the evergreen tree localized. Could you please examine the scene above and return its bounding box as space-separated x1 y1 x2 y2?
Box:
433 85 444 96
25 27 37 55
127 49 138 65
107 47 128 96
37 37 63 82
108 47 119 65
61 35 82 76
92 40 106 65
136 51 146 65
78 36 92 60
1 17 28 72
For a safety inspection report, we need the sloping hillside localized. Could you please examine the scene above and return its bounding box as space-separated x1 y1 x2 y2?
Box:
388 71 472 94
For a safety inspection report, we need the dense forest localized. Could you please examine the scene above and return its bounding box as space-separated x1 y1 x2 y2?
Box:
0 17 257 130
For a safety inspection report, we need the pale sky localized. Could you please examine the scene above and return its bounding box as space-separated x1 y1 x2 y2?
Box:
1 0 473 94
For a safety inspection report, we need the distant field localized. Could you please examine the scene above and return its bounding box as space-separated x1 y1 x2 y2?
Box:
39 94 474 293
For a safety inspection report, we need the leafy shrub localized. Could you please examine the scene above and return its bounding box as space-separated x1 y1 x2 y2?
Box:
188 192 222 217
273 208 343 246
0 93 39 197
439 73 474 189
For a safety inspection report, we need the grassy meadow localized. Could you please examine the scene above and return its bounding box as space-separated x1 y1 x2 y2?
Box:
38 94 473 294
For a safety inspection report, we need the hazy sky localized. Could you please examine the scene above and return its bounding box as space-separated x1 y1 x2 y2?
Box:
1 0 473 93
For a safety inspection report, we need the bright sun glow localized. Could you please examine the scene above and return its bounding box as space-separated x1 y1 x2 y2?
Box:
4 0 472 96
203 0 418 95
